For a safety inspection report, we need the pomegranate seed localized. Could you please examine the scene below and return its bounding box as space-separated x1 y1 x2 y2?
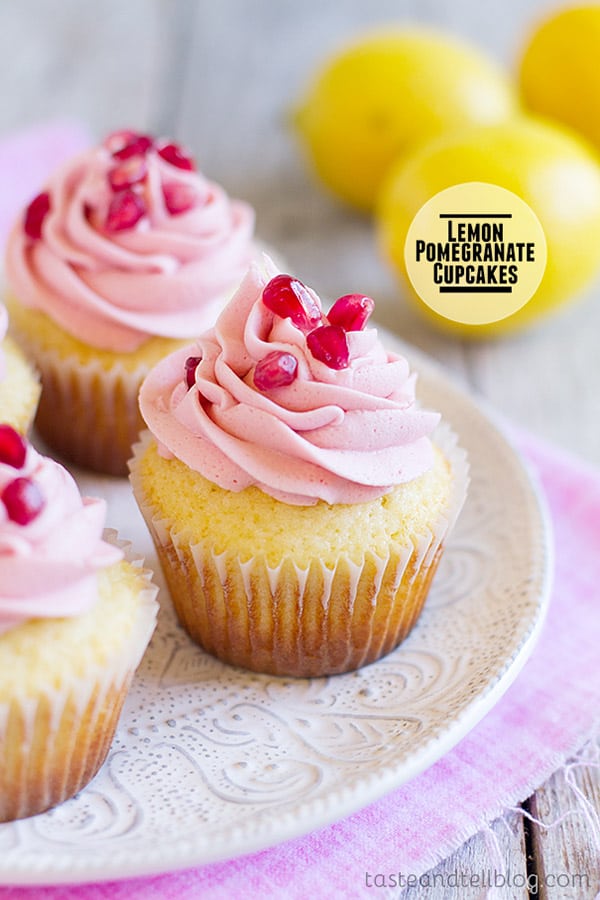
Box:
262 275 322 332
0 425 27 468
163 182 196 215
24 192 51 240
104 189 146 233
254 351 298 390
184 355 202 389
307 325 349 370
327 294 375 331
157 142 196 171
110 133 154 161
2 477 45 525
108 155 148 191
104 130 138 154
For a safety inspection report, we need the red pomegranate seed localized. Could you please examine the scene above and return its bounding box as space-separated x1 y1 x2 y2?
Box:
262 275 322 332
254 351 298 390
327 294 375 331
24 192 51 240
104 130 138 154
2 477 45 525
110 133 154 161
184 355 202 389
108 155 148 191
163 182 196 215
307 325 349 370
104 190 146 233
157 142 196 171
0 425 27 468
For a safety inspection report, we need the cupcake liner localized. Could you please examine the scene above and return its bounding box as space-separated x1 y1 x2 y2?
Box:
130 425 468 677
9 334 147 476
0 532 158 823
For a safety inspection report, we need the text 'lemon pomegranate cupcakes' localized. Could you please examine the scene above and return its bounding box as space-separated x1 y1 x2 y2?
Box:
130 257 468 677
0 425 158 821
0 301 40 433
5 130 256 475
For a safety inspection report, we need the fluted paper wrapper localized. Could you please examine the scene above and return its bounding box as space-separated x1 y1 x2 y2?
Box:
11 336 147 476
130 425 468 677
0 533 158 823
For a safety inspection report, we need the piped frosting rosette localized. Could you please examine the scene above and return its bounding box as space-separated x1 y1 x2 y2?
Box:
4 130 256 473
0 426 122 634
140 256 441 505
5 131 256 352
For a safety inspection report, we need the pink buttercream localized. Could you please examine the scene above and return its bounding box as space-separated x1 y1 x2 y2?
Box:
139 259 440 505
0 444 122 634
5 140 256 352
0 303 7 380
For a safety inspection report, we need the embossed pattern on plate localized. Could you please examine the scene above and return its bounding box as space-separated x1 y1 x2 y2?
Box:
0 336 552 884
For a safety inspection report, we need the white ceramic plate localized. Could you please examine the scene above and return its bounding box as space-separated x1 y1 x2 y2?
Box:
0 335 552 885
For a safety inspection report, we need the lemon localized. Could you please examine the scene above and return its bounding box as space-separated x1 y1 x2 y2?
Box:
520 6 600 151
377 117 600 337
294 28 518 212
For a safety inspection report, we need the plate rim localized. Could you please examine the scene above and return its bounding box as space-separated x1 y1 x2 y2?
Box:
0 335 554 885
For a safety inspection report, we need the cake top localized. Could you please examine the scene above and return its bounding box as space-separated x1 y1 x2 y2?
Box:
139 257 440 506
5 130 256 353
0 426 122 634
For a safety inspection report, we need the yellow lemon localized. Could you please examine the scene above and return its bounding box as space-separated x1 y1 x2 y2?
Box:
377 117 600 337
295 29 518 212
520 6 600 150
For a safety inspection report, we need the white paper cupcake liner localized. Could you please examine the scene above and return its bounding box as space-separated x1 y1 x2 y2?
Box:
9 333 148 476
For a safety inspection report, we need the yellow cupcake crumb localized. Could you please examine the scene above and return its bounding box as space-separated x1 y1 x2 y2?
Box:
0 559 149 700
137 439 452 567
0 337 40 432
6 296 188 373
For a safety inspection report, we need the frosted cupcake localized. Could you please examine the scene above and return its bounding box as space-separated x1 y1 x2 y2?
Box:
130 258 468 677
0 301 40 433
5 130 256 475
0 425 158 821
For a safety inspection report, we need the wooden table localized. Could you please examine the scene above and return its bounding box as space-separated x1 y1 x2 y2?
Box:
2 1 599 896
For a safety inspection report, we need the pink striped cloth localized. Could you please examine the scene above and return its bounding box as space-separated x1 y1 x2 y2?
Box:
0 125 599 898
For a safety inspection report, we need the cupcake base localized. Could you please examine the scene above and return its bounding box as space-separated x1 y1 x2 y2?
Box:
32 347 145 477
6 298 189 476
0 536 158 822
0 337 40 434
130 426 468 678
1 677 134 822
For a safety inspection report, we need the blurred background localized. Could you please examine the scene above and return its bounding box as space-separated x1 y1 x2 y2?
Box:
1 0 599 463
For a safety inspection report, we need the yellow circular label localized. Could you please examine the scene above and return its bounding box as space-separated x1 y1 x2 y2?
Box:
403 182 547 325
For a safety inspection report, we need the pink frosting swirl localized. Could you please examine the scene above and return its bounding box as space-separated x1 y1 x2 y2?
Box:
0 303 7 381
139 259 440 505
5 138 256 352
0 443 122 634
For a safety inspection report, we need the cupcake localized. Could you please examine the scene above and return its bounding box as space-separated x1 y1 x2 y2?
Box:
0 425 158 822
5 129 256 476
0 301 40 433
130 258 468 677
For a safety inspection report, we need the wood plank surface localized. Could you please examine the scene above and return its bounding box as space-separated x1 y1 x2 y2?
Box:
528 739 600 900
399 812 529 899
